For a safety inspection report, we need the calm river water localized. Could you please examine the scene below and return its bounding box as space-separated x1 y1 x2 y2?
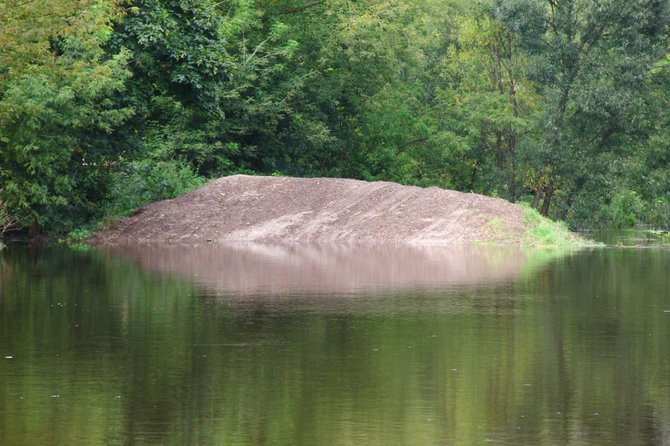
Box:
1 240 669 445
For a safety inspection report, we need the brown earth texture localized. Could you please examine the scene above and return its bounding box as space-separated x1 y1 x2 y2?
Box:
96 174 566 245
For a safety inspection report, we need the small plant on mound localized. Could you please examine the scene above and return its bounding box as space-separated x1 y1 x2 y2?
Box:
521 204 599 247
54 228 93 249
65 228 92 241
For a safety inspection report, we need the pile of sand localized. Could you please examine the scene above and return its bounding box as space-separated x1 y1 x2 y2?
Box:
96 174 535 245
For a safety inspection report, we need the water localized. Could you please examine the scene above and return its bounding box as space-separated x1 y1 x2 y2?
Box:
1 242 669 445
583 227 670 247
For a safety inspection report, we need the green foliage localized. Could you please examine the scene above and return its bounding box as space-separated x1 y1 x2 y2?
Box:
0 0 122 81
66 228 93 241
138 96 237 177
109 0 302 175
0 55 132 232
651 54 670 75
645 197 670 228
505 0 670 223
436 4 539 197
2 0 670 233
104 159 205 219
604 190 644 229
0 0 132 234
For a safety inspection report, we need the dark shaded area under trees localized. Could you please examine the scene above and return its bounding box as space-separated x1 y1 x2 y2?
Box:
1 0 669 235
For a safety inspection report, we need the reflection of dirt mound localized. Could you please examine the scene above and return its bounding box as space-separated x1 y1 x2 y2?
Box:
97 175 531 245
109 243 531 297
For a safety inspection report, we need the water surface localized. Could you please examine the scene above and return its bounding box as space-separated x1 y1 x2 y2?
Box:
1 243 669 445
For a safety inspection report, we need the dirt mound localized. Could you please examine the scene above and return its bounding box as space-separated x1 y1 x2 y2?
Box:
96 174 534 245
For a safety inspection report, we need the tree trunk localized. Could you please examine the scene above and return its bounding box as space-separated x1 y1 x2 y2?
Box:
467 163 478 192
531 187 543 209
495 131 504 169
540 180 556 216
506 131 516 193
28 221 40 238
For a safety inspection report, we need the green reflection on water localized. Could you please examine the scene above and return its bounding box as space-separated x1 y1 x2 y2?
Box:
0 244 669 445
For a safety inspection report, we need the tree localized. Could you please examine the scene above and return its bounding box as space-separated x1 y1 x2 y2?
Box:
437 3 538 198
0 0 133 233
259 0 467 184
499 0 669 220
107 0 301 177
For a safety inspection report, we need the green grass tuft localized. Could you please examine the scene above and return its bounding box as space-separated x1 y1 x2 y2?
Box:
520 204 602 248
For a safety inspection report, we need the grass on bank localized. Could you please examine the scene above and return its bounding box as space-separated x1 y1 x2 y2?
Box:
520 204 602 248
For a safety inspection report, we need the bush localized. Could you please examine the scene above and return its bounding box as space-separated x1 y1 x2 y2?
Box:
645 197 670 228
66 228 92 241
104 160 206 220
606 190 643 228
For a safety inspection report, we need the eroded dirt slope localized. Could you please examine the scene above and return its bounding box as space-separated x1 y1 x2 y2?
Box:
97 175 532 245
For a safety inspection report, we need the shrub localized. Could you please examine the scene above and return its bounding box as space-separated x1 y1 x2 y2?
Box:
103 160 206 220
66 228 92 241
606 190 643 228
643 196 670 228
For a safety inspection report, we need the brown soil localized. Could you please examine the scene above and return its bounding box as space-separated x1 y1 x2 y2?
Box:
95 174 532 245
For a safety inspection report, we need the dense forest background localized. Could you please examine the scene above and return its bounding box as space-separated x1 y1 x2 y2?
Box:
1 0 669 235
